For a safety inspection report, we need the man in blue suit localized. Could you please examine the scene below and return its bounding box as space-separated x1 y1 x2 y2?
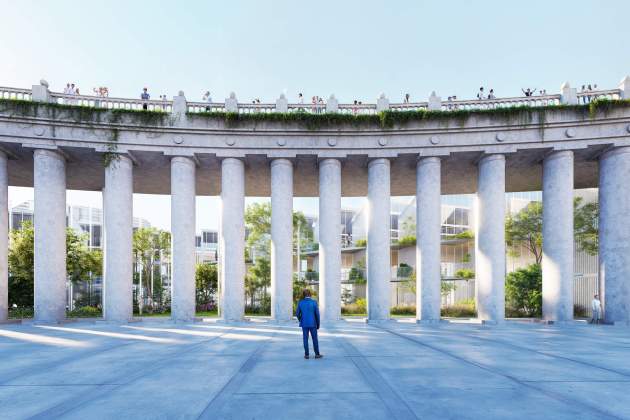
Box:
296 289 322 359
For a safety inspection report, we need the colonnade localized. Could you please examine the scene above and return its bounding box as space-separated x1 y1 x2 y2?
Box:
0 147 630 325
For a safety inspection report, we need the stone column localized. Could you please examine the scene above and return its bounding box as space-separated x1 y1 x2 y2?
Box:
171 157 196 321
475 154 506 323
271 159 293 321
33 149 66 322
367 158 391 321
416 157 441 323
220 158 245 321
542 151 574 322
319 158 341 321
0 151 7 322
103 155 133 322
599 147 630 325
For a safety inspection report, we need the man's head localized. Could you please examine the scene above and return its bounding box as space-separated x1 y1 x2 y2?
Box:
302 289 311 299
594 294 599 299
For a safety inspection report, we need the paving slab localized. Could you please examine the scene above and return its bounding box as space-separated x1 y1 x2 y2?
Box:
0 320 629 419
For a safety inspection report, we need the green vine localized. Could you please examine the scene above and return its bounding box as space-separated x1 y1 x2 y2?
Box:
187 99 630 131
2 97 629 133
102 128 120 168
0 99 169 126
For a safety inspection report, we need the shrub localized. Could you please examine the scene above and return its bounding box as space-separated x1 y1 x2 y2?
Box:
354 239 367 247
397 263 413 279
342 298 367 315
505 263 542 317
441 299 476 317
8 306 33 319
67 306 102 318
390 305 415 315
397 235 416 247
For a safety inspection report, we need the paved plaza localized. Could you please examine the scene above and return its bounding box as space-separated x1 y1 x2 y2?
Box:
1 319 629 419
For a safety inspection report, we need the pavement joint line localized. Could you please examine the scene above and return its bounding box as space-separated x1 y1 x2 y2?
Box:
408 325 630 379
233 391 378 395
196 331 276 420
332 328 418 420
25 327 236 420
372 324 623 420
0 340 137 385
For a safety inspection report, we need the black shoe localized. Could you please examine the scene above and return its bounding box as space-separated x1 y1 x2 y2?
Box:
315 354 323 359
304 355 309 359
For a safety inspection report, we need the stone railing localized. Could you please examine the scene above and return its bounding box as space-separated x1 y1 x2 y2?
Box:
50 91 173 112
1 76 629 116
0 86 32 101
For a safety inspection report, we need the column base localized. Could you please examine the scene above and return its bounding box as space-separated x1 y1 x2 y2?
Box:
364 318 391 324
415 318 443 325
612 321 630 327
0 319 22 325
471 319 504 326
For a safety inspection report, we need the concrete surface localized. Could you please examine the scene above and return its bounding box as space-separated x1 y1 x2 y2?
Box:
1 319 629 419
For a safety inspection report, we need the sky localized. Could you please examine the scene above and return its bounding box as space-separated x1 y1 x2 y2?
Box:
2 0 629 231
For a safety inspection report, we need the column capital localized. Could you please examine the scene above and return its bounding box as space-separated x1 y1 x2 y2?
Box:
367 157 391 168
476 153 505 165
544 149 574 162
317 157 343 169
33 148 66 162
170 155 196 167
416 155 441 165
270 158 293 169
601 146 630 161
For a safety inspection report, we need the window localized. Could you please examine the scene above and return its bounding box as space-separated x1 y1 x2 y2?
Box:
92 225 101 248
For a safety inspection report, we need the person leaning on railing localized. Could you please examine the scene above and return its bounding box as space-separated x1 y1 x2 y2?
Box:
141 87 150 110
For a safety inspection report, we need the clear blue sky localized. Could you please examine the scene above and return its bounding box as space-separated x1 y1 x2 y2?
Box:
2 1 628 230
2 0 629 103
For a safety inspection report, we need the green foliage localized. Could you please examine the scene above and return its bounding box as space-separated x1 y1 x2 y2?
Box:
397 235 417 247
397 263 414 278
341 298 367 315
245 257 271 312
0 99 169 124
348 259 366 284
505 263 542 317
67 306 102 318
454 269 475 279
3 97 630 132
505 201 543 264
574 197 598 255
8 306 34 319
441 281 457 297
304 269 319 281
441 299 476 317
400 216 415 237
8 221 102 308
390 305 415 315
133 227 171 307
506 197 600 264
196 263 218 308
244 202 313 258
102 129 120 168
354 238 367 247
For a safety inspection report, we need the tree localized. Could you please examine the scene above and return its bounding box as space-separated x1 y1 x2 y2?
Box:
505 201 543 264
133 227 171 308
505 263 542 317
244 202 313 258
245 257 271 311
243 202 314 312
8 221 103 308
195 263 218 309
574 196 598 255
506 197 600 264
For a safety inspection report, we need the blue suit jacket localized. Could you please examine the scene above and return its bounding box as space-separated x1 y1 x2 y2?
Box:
296 297 320 329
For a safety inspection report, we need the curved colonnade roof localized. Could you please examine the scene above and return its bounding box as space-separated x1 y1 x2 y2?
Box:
0 81 629 196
